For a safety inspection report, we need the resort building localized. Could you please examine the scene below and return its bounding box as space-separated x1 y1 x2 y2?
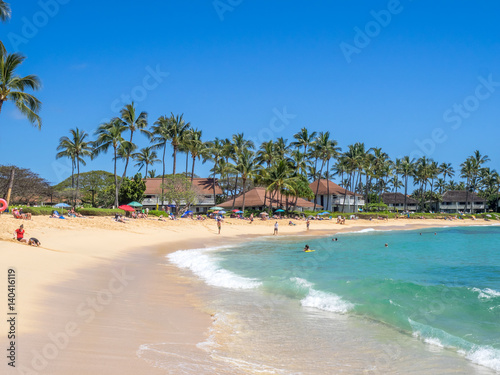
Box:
439 190 486 213
309 179 364 212
381 192 418 212
141 178 222 213
219 187 318 212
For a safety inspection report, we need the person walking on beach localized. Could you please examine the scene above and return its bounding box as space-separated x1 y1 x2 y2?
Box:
274 221 279 235
217 218 222 234
306 218 310 230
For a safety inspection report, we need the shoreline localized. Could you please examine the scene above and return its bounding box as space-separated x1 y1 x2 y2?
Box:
1 215 497 374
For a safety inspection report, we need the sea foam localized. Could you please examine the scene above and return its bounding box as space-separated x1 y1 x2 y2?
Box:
168 248 261 290
471 287 500 300
291 277 354 314
410 318 500 372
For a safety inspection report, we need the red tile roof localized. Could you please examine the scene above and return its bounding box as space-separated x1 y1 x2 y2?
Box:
144 178 222 195
309 179 358 196
219 187 319 208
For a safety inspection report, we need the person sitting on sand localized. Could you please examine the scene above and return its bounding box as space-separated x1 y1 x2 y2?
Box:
13 224 28 243
289 220 296 226
28 238 41 247
303 245 310 252
158 215 166 221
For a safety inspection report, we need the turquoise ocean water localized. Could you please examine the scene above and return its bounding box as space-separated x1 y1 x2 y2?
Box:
143 226 500 374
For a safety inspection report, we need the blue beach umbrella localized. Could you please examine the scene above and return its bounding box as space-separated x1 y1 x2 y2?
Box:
219 210 227 214
54 202 71 215
275 209 285 212
236 210 244 214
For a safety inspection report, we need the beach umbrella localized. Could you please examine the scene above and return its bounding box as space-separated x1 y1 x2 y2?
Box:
275 209 285 212
128 201 143 207
118 205 135 212
236 210 244 214
259 212 269 216
55 202 71 208
231 209 239 212
219 210 227 214
54 202 71 214
210 206 224 210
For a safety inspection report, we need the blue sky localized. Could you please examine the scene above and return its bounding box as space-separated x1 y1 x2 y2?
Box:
1 0 500 185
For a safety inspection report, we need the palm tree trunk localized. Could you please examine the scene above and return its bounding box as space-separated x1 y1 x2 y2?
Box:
161 145 166 206
342 174 351 213
404 175 408 211
76 157 80 207
241 178 246 212
191 156 195 183
313 160 325 211
464 178 470 214
173 146 177 175
232 175 238 210
114 147 119 207
212 164 217 208
326 159 330 211
185 152 189 177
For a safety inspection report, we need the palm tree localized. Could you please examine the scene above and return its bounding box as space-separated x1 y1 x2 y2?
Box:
439 162 454 183
167 113 191 175
0 0 11 22
56 128 92 205
292 127 317 155
93 119 128 207
205 138 225 206
151 115 171 202
133 147 159 177
235 149 259 212
0 47 42 128
117 103 147 185
147 170 157 178
187 128 205 182
230 133 255 209
460 157 475 214
399 156 415 211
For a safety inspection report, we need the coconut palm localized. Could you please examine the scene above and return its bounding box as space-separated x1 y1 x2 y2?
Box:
151 115 171 202
133 147 159 177
439 162 454 183
56 128 92 205
399 156 415 211
186 128 205 182
205 137 225 205
167 113 191 175
292 127 317 155
0 0 11 22
93 119 128 207
117 103 147 184
0 47 42 128
235 149 259 212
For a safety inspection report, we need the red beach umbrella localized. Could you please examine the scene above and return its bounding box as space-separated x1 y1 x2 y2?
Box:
231 209 239 212
118 205 135 212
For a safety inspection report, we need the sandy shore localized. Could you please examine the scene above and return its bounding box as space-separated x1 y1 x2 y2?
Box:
0 214 496 374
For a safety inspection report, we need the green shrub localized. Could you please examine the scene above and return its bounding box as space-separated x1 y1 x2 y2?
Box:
76 208 122 216
18 206 55 216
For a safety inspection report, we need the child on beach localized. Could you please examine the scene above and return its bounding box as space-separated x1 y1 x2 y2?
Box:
14 224 28 243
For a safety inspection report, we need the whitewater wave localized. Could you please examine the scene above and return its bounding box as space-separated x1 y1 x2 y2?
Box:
409 318 500 372
168 248 262 290
290 277 354 314
471 287 500 300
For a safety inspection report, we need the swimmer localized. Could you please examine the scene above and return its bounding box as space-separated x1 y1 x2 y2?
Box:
385 243 388 247
303 245 310 252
